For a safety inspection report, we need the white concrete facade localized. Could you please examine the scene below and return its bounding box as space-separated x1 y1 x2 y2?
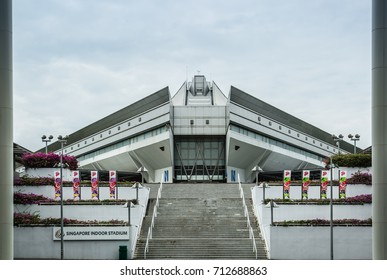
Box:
46 75 356 183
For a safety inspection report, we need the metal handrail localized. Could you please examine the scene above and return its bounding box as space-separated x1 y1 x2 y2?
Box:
144 175 164 259
238 174 258 259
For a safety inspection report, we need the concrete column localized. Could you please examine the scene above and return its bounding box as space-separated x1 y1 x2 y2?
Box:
372 0 387 260
0 0 13 260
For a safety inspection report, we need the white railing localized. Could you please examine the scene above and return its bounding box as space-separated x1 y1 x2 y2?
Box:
144 175 164 259
238 174 258 259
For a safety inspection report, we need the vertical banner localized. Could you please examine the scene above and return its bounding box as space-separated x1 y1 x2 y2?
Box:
72 171 80 200
91 171 99 200
54 171 61 199
339 170 347 199
109 170 117 199
302 170 310 200
283 170 291 200
320 170 329 199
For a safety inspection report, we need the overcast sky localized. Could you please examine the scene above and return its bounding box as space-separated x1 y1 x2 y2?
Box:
13 0 371 152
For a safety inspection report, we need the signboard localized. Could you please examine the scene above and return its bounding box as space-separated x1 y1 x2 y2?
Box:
54 171 61 199
339 170 347 199
283 170 291 200
302 170 310 200
91 171 99 200
53 226 129 241
320 170 329 199
72 171 80 200
109 170 117 199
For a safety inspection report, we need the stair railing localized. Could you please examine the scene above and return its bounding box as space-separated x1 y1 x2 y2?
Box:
144 174 164 259
238 174 258 259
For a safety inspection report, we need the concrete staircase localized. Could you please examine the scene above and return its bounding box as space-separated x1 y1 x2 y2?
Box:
134 183 267 259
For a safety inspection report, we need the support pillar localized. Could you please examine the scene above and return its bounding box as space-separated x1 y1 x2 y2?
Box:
0 0 14 260
372 0 387 260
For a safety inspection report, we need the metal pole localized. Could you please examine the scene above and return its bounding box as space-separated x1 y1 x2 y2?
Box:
330 157 333 260
136 182 139 202
262 183 266 203
372 0 387 260
128 202 132 259
270 201 274 226
0 0 13 260
60 142 64 260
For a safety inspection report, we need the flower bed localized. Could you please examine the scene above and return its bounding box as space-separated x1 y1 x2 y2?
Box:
14 192 137 205
14 212 126 227
264 194 372 205
274 218 372 226
21 152 78 170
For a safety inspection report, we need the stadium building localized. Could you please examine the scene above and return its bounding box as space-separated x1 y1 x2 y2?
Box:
45 75 355 183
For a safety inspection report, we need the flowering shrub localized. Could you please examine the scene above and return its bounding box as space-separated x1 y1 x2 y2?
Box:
21 152 78 170
14 212 126 226
14 176 55 186
347 171 372 185
266 194 372 205
14 192 54 205
275 218 372 226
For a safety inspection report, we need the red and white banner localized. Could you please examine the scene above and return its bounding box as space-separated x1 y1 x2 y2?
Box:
339 170 347 199
109 170 117 199
72 171 80 200
283 170 291 199
54 171 61 199
320 170 329 199
302 170 310 200
91 171 99 200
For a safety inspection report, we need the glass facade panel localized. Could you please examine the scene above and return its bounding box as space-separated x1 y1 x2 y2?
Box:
174 136 225 182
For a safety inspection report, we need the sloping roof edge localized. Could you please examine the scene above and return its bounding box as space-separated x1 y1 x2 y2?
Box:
42 87 171 153
229 86 358 153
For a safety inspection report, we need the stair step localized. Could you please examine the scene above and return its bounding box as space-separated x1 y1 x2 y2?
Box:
134 183 267 260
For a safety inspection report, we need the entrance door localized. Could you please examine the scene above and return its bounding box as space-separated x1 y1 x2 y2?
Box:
174 136 225 182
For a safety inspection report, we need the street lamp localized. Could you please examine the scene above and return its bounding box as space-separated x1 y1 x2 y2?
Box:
137 166 148 184
328 158 338 260
41 135 53 154
123 200 134 259
258 182 270 203
332 134 344 154
348 134 360 154
57 135 68 260
265 200 279 226
252 165 263 186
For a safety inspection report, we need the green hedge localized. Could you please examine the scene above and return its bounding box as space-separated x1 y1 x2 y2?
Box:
330 154 371 168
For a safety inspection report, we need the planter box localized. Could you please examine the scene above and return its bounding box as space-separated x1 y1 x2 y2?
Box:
270 226 371 259
21 168 72 181
14 226 132 259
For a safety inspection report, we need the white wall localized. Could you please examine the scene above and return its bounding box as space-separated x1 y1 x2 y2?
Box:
14 227 133 260
270 226 371 260
251 184 371 201
251 184 372 259
14 185 151 259
14 184 150 203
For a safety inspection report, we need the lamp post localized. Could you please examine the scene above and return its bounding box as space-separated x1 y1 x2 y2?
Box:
252 165 263 186
124 201 133 259
332 134 344 154
348 134 360 154
265 200 279 226
57 135 68 260
41 135 53 154
329 157 334 260
258 182 270 203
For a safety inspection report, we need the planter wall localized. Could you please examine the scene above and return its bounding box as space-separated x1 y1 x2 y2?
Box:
270 226 371 260
14 185 149 203
22 168 73 181
14 226 132 259
251 185 372 259
252 184 371 202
